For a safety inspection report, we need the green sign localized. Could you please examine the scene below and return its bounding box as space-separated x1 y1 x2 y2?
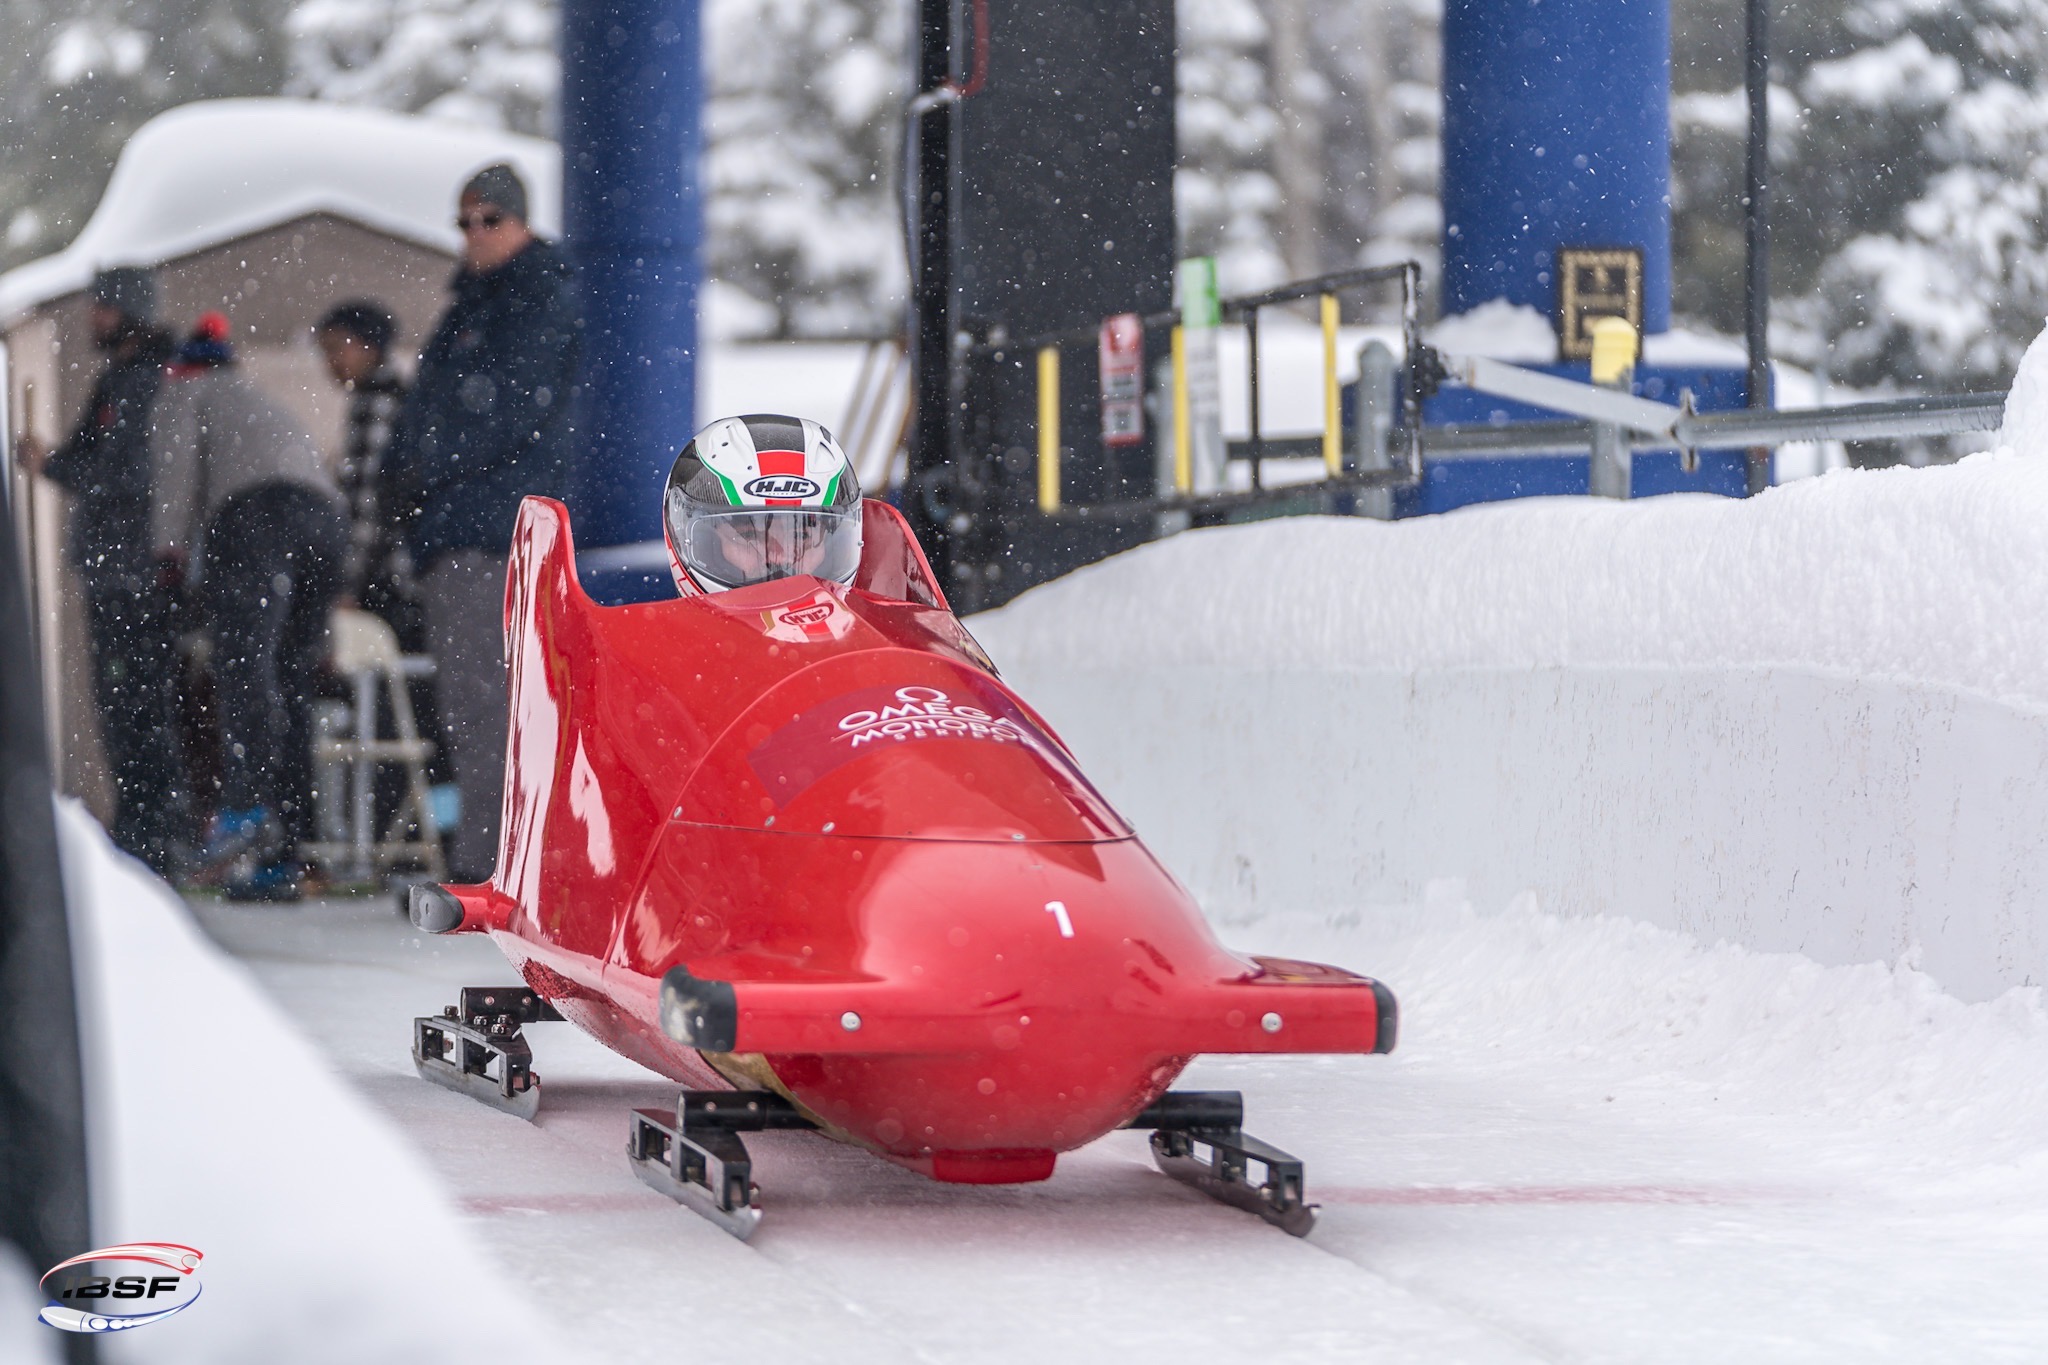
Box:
1178 257 1220 330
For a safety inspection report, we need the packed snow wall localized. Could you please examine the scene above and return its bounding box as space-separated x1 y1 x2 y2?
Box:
973 429 2048 1005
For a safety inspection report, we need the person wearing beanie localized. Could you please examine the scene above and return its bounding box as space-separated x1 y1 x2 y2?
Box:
24 265 185 871
150 310 349 900
384 160 580 881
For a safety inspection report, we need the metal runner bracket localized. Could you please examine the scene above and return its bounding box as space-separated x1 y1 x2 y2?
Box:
412 985 563 1122
628 1090 818 1241
1129 1090 1317 1236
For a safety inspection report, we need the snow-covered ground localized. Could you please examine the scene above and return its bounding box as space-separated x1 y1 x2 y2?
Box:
172 877 2048 1362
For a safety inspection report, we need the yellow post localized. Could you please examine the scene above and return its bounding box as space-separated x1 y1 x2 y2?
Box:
1171 325 1192 494
1320 293 1342 475
1037 345 1061 512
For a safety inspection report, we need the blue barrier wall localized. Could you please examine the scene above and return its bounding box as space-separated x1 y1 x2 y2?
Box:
560 0 702 593
1440 0 1672 331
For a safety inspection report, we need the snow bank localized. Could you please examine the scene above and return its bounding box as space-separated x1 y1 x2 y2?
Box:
0 99 560 322
1267 887 2048 1179
974 446 2048 1003
54 803 578 1365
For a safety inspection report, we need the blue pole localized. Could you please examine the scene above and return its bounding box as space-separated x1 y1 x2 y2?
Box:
559 0 702 574
1440 0 1671 332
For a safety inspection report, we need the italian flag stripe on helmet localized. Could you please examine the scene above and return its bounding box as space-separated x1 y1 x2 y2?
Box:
708 464 745 507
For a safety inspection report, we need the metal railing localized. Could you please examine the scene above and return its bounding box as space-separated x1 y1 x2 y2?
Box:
992 260 2011 520
990 262 1429 514
1404 391 2005 461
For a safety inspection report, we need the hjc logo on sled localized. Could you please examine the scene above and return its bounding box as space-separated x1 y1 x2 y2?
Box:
743 474 820 499
38 1243 204 1334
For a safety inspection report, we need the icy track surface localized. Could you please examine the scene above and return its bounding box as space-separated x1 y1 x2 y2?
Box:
189 888 2048 1363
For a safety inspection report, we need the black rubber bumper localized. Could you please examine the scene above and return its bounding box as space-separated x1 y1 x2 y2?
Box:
660 966 739 1052
1371 978 1399 1054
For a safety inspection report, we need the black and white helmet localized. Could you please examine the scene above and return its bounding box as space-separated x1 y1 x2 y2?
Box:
663 414 863 594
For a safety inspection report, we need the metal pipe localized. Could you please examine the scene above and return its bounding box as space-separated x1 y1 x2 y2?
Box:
352 669 376 882
1246 310 1263 490
1744 0 1772 494
992 263 1416 357
1675 392 2004 447
1400 262 1426 479
1449 353 1683 435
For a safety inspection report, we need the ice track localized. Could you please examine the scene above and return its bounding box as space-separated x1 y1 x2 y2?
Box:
191 889 2048 1364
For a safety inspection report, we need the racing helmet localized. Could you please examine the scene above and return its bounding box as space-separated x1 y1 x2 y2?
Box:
664 414 864 594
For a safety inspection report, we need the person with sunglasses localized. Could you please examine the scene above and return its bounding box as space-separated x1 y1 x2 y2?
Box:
384 162 581 882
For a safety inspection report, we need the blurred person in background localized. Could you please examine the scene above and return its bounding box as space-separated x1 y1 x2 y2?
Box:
385 162 579 883
316 300 412 620
315 298 454 850
21 266 186 872
151 311 348 901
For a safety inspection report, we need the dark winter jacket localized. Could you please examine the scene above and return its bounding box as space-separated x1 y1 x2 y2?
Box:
336 366 412 599
388 239 581 569
44 328 174 591
148 365 340 568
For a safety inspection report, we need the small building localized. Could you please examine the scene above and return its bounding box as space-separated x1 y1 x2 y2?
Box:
1 98 560 812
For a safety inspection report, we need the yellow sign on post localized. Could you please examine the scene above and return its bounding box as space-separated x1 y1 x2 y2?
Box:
1320 293 1341 475
1037 346 1061 512
1556 247 1644 361
1589 316 1640 387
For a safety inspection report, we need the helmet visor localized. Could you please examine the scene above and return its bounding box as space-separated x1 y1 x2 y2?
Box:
673 504 863 591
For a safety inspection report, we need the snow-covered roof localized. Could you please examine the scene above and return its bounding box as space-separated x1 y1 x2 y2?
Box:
0 98 561 323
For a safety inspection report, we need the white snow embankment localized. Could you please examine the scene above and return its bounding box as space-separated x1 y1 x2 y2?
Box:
52 802 582 1365
973 445 2048 1004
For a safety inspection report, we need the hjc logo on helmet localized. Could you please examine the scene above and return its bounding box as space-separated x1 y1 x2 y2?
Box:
38 1243 204 1334
743 475 820 499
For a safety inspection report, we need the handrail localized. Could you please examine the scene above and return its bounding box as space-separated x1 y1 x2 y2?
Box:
1002 261 1428 512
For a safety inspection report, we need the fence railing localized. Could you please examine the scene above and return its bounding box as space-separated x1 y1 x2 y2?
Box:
988 262 1429 513
991 262 2010 521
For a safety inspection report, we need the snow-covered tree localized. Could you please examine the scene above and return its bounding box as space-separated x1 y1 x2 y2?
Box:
1178 0 1438 302
1311 0 1441 294
1807 1 2048 390
0 0 293 272
702 0 907 337
283 0 556 134
275 0 909 337
1176 0 1285 292
1664 0 2048 394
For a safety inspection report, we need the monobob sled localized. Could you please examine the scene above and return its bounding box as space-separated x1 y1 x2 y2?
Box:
408 494 1396 1237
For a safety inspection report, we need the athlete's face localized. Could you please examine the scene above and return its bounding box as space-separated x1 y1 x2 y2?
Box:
711 517 830 580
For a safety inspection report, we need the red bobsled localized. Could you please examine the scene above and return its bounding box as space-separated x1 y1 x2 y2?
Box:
408 495 1396 1237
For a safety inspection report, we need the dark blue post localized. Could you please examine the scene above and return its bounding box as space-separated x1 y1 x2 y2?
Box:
560 0 702 591
1440 0 1671 331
